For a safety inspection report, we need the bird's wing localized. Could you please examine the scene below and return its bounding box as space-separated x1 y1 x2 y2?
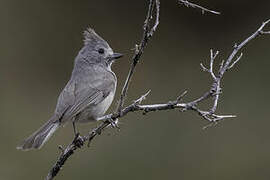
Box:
54 80 76 121
65 86 108 119
54 65 116 123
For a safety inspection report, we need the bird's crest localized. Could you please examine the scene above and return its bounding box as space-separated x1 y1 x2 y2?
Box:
83 28 106 46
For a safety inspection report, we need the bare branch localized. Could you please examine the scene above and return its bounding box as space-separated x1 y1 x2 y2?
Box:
260 31 270 34
192 19 270 126
200 63 209 72
45 1 270 178
134 90 151 105
219 60 224 72
116 0 160 114
209 49 219 80
228 53 243 70
149 0 160 37
181 19 270 128
176 90 188 103
220 19 270 75
200 49 219 78
177 0 220 15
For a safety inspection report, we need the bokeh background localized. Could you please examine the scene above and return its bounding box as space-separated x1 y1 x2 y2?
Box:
1 0 270 179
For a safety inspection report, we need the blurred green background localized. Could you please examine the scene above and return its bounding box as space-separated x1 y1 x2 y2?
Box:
1 0 270 179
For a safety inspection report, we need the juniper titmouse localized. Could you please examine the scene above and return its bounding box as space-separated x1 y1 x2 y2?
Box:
17 28 123 150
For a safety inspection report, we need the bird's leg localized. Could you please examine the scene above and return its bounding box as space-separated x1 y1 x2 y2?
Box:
72 121 78 136
71 121 84 148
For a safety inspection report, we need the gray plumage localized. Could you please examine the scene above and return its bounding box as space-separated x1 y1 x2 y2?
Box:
17 28 123 150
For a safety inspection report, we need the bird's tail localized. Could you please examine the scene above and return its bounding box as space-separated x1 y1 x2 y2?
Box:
17 116 59 151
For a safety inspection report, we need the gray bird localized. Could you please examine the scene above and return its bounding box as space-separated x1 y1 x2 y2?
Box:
17 28 123 150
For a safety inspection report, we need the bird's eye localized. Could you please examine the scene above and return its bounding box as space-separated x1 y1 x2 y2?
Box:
98 48 105 54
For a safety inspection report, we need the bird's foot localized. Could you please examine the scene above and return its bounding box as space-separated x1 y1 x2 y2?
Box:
72 133 84 148
108 118 120 129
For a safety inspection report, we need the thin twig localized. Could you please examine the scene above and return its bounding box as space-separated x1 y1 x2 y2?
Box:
228 53 243 70
220 19 270 76
209 49 219 80
188 19 270 128
116 0 160 114
177 0 220 15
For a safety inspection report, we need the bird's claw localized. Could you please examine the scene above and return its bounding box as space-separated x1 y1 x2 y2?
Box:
72 133 84 148
108 118 119 129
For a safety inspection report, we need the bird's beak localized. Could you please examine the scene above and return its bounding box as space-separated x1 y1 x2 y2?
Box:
110 53 123 60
